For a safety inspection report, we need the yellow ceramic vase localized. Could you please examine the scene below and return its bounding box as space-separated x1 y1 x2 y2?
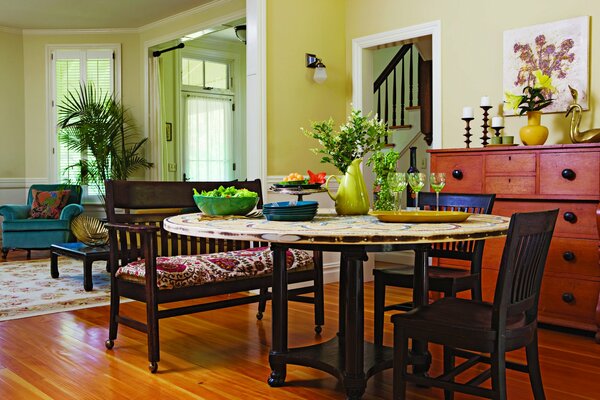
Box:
325 158 370 215
519 111 549 146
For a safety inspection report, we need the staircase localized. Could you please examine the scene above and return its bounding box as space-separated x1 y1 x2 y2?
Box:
373 44 432 146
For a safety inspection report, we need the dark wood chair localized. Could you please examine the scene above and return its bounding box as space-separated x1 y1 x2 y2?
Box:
373 192 496 345
393 209 558 400
103 179 324 372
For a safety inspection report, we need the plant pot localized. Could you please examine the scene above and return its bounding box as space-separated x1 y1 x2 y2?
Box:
519 111 549 146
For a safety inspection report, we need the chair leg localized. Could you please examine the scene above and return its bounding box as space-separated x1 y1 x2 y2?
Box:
105 278 120 350
393 327 408 400
374 273 386 346
443 346 455 400
1 248 8 259
526 332 546 400
146 297 160 373
26 249 31 259
256 287 269 320
312 251 325 334
491 348 508 400
472 278 483 301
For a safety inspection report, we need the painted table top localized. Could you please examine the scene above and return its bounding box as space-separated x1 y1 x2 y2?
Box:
164 212 510 245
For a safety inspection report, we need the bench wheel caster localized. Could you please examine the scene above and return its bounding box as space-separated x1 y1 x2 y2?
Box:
315 325 322 334
149 362 158 373
105 339 114 349
256 311 263 320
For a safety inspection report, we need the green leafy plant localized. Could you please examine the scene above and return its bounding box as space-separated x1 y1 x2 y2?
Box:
58 84 153 205
504 69 556 115
302 109 389 174
367 150 400 210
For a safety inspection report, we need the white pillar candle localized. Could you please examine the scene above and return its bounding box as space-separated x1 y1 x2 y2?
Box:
480 96 491 107
462 106 474 119
491 116 504 127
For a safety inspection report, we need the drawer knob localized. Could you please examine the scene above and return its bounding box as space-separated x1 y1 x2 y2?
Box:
561 292 575 304
563 212 577 223
562 251 575 261
452 169 463 180
561 168 576 180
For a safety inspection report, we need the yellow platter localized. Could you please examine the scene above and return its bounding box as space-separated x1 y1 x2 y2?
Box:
370 210 472 223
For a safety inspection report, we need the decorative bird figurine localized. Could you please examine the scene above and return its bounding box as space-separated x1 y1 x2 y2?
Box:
565 85 600 143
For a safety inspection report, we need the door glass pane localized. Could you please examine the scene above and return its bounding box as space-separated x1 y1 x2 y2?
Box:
205 61 228 89
182 58 204 87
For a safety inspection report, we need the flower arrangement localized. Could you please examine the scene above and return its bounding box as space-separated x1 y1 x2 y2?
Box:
302 109 389 174
366 150 400 210
504 69 556 115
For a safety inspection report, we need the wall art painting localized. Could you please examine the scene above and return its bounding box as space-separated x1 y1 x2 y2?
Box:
503 16 589 115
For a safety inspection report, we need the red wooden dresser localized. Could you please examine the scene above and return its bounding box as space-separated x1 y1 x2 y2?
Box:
429 143 600 342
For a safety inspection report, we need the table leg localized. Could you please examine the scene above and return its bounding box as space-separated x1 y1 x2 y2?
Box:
50 251 59 278
268 245 288 387
343 249 368 399
411 246 431 373
83 259 93 291
337 253 346 338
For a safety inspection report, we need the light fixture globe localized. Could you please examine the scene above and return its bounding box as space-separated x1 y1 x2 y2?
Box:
313 62 327 84
234 25 247 44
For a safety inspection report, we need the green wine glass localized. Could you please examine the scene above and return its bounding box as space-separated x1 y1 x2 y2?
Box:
387 172 408 211
430 172 446 211
407 172 426 209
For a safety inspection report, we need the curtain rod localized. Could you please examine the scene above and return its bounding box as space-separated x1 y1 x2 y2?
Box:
153 42 185 57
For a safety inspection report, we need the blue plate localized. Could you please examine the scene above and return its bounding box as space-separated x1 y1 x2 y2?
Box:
263 200 318 209
264 213 316 221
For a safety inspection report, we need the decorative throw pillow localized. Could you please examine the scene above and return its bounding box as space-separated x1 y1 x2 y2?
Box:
29 189 71 219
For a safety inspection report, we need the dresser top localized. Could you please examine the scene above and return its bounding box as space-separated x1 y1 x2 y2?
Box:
428 143 600 154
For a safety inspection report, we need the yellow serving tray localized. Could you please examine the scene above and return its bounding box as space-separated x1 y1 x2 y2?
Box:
370 210 472 223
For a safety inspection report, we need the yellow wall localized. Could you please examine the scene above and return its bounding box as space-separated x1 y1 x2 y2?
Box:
346 0 600 149
267 0 347 176
0 30 25 178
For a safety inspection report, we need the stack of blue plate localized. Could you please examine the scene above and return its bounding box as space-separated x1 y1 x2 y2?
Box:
262 200 318 221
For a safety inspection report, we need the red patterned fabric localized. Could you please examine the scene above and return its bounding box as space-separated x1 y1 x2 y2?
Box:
116 247 314 290
29 189 71 219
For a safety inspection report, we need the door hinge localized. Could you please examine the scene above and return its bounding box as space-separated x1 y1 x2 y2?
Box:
232 103 235 111
233 162 236 171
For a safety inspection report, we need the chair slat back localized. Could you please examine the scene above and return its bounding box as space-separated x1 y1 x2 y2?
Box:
105 179 264 264
493 209 558 327
419 193 495 261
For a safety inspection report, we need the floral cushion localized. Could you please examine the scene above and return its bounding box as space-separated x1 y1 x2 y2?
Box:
29 189 71 219
116 247 314 290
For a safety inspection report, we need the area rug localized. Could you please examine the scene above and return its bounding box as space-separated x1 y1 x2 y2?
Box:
0 257 111 321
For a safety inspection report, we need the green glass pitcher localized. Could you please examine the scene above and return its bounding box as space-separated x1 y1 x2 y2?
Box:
325 158 370 215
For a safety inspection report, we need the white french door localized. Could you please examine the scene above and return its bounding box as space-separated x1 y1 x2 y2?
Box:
183 93 234 181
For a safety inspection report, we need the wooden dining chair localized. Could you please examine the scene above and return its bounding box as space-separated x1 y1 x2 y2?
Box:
373 192 496 345
393 209 558 400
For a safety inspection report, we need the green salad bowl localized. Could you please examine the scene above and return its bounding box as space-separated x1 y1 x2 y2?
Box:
193 195 259 216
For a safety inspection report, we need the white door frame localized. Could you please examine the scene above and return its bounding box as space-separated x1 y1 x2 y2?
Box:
351 20 442 149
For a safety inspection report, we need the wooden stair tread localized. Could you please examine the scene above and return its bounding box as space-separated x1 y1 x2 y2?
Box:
389 124 413 130
405 105 421 110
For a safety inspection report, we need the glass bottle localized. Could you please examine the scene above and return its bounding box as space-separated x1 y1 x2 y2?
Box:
406 147 419 208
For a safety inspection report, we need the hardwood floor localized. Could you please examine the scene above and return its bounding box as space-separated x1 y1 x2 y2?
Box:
1 250 599 399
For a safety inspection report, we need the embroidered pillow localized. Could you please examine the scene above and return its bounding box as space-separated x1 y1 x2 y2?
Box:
29 189 71 219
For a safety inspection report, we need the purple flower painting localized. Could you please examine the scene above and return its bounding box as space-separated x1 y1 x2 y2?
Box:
503 17 589 115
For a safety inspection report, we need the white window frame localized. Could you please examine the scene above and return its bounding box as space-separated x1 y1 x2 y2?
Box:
47 43 122 203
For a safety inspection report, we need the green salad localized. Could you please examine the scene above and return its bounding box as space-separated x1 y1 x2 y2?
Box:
193 186 258 198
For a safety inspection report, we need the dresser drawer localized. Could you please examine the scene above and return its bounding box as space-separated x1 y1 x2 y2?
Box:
485 153 536 174
546 238 599 277
491 200 599 239
539 152 600 197
484 176 535 195
433 155 483 193
538 276 600 328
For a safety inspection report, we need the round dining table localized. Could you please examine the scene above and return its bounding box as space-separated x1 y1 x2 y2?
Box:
164 212 510 400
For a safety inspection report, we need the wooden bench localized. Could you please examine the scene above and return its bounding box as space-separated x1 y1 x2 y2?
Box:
103 179 324 372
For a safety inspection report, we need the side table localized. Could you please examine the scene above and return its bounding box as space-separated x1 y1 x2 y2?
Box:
50 242 110 291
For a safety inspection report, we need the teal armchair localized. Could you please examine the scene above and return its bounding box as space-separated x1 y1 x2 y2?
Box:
0 184 84 259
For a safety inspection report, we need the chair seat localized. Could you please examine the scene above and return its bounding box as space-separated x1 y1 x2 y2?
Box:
392 297 528 352
116 246 314 290
375 265 479 293
3 219 71 232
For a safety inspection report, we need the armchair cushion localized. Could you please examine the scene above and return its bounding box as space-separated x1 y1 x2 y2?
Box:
116 246 314 290
29 189 71 219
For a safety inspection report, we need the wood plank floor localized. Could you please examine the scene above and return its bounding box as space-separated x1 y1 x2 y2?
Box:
1 250 599 399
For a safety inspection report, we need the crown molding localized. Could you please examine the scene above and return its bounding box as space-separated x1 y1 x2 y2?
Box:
139 0 234 33
0 26 22 34
23 28 138 36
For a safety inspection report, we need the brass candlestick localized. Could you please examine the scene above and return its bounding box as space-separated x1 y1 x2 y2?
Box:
480 105 492 146
462 117 474 148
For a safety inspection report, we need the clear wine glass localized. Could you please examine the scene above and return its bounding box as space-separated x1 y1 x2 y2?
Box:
429 172 446 211
387 172 408 211
407 172 426 209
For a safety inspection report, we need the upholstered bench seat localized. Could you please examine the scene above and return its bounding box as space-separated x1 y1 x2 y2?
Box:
116 247 314 290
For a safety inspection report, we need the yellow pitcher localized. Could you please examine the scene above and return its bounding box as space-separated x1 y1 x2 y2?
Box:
325 158 370 215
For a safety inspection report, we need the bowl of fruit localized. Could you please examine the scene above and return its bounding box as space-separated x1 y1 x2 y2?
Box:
274 170 327 189
193 186 259 216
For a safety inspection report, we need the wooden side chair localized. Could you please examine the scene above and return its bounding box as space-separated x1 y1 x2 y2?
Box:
393 209 558 400
103 179 324 372
373 192 496 345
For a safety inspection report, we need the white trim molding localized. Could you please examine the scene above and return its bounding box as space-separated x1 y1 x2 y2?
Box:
352 20 442 149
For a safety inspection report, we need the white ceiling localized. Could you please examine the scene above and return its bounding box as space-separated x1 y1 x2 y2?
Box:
0 0 215 30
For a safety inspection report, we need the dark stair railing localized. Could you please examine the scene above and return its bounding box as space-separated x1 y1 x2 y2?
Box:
374 44 432 145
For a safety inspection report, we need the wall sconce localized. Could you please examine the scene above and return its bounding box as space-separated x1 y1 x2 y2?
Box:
306 53 327 84
234 25 246 44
